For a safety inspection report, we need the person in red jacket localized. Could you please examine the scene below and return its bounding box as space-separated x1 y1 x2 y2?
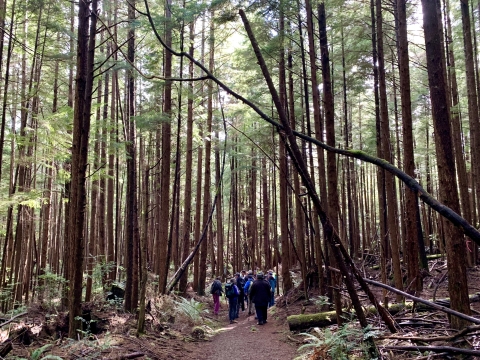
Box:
249 272 272 325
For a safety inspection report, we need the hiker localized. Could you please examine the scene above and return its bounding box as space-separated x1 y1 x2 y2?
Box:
267 270 276 307
210 276 223 315
249 271 272 325
225 278 239 324
244 271 255 315
236 272 246 313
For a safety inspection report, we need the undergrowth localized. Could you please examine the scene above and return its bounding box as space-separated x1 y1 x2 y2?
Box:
173 296 209 325
295 324 382 360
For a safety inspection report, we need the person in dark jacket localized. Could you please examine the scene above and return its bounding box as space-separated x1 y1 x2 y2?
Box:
249 272 272 325
236 272 246 313
226 278 239 324
210 277 223 315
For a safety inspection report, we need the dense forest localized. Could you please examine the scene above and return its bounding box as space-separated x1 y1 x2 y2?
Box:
1 0 480 352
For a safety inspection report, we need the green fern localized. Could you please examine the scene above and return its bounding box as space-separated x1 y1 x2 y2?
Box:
297 324 383 360
173 297 209 324
31 344 53 360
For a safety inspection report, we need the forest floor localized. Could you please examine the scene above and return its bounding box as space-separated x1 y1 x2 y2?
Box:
2 289 299 360
4 257 480 359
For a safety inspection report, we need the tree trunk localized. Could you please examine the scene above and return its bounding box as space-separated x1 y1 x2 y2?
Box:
198 10 215 295
124 0 138 312
319 2 343 323
396 0 423 291
179 21 195 293
68 0 98 337
420 0 471 329
157 0 173 294
278 0 293 292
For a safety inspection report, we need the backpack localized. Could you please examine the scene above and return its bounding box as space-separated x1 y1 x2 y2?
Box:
225 283 235 298
268 275 276 289
210 280 221 295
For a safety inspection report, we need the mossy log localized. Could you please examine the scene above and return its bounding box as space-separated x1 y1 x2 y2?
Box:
288 291 480 331
287 304 406 331
287 311 337 330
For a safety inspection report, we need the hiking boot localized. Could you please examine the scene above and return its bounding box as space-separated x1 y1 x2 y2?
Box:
230 320 234 324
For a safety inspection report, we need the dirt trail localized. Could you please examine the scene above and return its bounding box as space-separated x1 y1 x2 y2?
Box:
201 304 298 360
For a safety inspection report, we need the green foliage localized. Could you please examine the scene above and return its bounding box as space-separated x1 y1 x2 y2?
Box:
31 344 54 360
60 333 113 360
313 295 331 309
0 282 15 305
74 316 97 338
37 268 67 311
90 259 116 296
297 324 382 360
173 296 209 324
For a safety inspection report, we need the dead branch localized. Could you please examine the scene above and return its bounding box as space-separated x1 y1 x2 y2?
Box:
364 278 480 325
112 352 145 360
0 312 28 328
383 345 480 356
384 324 480 342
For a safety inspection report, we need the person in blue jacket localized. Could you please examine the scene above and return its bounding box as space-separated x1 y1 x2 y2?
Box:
267 270 276 307
244 271 255 315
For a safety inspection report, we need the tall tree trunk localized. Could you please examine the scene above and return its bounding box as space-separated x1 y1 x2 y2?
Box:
370 0 388 305
137 166 149 335
319 2 343 322
0 0 17 180
305 0 326 293
278 0 293 292
124 0 138 311
262 158 270 270
106 0 118 284
376 0 403 301
179 21 195 293
460 0 480 227
198 10 215 296
397 0 422 290
85 83 101 303
421 0 471 329
215 126 224 278
158 0 173 294
68 0 98 337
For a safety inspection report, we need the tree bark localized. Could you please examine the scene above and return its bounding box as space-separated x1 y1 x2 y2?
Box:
157 0 173 294
179 21 195 293
68 0 98 337
396 0 422 291
420 0 471 329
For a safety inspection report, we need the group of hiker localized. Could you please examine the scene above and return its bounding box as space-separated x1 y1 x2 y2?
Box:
210 270 277 326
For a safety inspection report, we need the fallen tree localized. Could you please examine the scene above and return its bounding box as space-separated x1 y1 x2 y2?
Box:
287 304 406 331
287 286 480 331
